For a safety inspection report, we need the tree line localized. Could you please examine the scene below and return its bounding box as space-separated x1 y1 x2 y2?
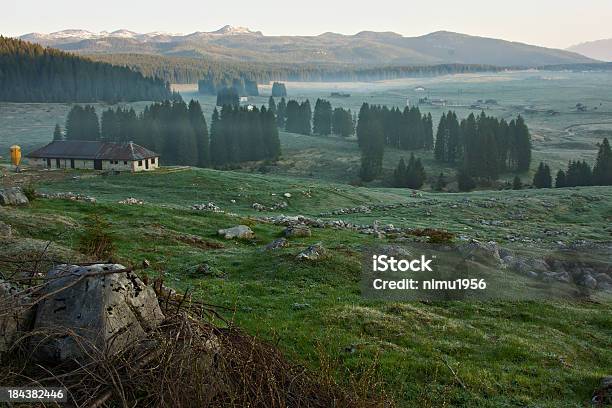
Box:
87 53 505 84
0 37 175 103
434 111 532 179
532 138 612 188
355 103 433 181
54 100 280 167
199 76 259 96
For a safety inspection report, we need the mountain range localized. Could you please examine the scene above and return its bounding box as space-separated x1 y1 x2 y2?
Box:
567 39 612 62
19 26 596 67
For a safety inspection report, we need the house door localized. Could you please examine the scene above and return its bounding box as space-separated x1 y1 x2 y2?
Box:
145 159 149 170
56 159 61 168
46 158 51 168
70 159 75 169
94 160 102 170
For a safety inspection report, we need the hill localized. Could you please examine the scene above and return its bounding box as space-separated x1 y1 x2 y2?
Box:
0 36 173 102
1 166 610 406
568 38 612 62
19 27 594 67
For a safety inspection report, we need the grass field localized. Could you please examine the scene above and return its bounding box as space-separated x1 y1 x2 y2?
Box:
1 167 610 407
2 70 612 184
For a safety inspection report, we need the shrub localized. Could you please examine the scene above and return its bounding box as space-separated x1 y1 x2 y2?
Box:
78 214 116 259
22 183 37 201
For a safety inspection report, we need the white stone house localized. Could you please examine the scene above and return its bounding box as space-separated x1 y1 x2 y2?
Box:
26 140 159 172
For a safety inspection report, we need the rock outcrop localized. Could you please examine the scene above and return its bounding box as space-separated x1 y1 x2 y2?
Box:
32 264 164 363
218 225 254 240
0 187 29 206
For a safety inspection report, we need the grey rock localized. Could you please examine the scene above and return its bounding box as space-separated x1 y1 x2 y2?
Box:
526 271 539 279
296 243 325 261
32 264 164 363
0 221 12 238
291 303 310 310
284 224 312 238
458 239 501 265
581 274 598 289
0 187 29 206
218 225 254 240
595 273 612 285
0 280 35 354
265 238 288 250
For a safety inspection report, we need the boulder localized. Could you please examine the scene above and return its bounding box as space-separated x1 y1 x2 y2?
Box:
458 239 501 265
0 280 35 354
32 264 164 363
0 187 29 206
218 225 254 240
283 224 312 238
592 376 612 405
581 274 598 289
265 238 288 250
0 221 12 238
296 243 325 261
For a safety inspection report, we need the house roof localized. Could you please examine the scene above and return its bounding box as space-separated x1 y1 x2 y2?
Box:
26 140 159 161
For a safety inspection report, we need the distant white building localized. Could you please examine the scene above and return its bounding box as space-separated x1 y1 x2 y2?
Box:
26 140 159 172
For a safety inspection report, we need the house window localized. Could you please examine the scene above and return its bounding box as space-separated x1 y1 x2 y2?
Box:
151 157 156 164
124 161 128 165
138 160 142 166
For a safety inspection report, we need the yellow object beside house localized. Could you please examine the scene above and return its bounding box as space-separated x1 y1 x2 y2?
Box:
10 145 21 167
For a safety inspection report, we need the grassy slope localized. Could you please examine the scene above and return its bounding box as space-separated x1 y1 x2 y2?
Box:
2 167 610 407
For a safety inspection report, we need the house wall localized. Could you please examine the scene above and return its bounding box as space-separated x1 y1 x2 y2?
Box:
28 157 159 172
132 157 159 172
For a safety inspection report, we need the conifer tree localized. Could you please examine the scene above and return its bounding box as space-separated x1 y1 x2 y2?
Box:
434 172 447 191
393 158 407 187
592 137 612 185
53 124 63 141
512 176 522 190
188 100 210 167
533 162 552 188
276 97 286 129
457 168 476 192
555 169 567 188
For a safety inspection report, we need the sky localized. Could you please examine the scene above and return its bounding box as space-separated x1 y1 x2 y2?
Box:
2 0 611 49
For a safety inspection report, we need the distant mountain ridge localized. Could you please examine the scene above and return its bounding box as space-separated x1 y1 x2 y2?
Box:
19 26 595 67
567 38 612 62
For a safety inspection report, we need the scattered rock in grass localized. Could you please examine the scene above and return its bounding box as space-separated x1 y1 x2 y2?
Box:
296 243 325 261
191 202 223 213
291 303 310 310
0 187 29 206
284 224 311 238
142 259 151 269
37 191 96 203
283 193 292 198
218 225 254 240
265 238 288 250
252 201 288 212
32 264 164 363
118 197 144 205
0 221 13 238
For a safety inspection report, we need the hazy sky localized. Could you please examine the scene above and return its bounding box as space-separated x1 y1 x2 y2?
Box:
2 0 611 49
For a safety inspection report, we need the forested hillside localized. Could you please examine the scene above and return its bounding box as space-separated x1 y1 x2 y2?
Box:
0 37 174 102
88 53 505 84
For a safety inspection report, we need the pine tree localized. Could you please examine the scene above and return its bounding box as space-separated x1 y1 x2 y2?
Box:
313 98 332 135
268 96 276 116
188 100 209 167
512 176 522 190
434 172 447 191
209 108 226 166
592 137 612 185
533 162 552 188
276 97 286 129
393 158 407 187
53 123 63 141
457 169 476 192
405 153 426 189
555 169 567 188
434 113 447 161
